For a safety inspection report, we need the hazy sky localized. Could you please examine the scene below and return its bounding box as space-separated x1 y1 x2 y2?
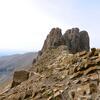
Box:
0 0 100 53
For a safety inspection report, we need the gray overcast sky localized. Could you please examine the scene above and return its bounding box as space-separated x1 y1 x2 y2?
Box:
0 0 100 53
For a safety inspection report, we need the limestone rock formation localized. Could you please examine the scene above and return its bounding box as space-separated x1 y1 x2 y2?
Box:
11 70 29 88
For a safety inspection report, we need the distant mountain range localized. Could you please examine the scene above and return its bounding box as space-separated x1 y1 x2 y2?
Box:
0 52 37 87
0 50 34 57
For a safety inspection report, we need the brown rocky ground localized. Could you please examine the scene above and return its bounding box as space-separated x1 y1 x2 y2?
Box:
0 46 100 100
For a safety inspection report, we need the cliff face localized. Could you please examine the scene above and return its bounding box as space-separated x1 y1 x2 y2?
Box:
1 27 100 100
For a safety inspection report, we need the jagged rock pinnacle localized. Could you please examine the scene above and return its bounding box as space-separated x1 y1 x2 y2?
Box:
41 28 65 52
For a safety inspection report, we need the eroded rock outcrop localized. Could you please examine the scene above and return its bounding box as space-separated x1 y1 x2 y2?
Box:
11 70 29 88
41 27 90 54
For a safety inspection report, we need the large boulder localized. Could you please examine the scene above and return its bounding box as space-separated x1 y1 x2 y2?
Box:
11 70 29 88
41 28 65 52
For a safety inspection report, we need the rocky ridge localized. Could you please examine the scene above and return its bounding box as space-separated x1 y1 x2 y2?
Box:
41 27 90 54
0 27 100 100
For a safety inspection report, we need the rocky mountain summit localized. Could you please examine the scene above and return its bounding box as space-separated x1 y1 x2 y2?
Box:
0 27 100 100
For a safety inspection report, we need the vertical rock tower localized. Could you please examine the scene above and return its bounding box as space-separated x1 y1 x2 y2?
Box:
42 28 65 52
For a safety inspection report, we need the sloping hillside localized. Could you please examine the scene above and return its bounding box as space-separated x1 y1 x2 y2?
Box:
1 46 100 100
0 52 37 94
